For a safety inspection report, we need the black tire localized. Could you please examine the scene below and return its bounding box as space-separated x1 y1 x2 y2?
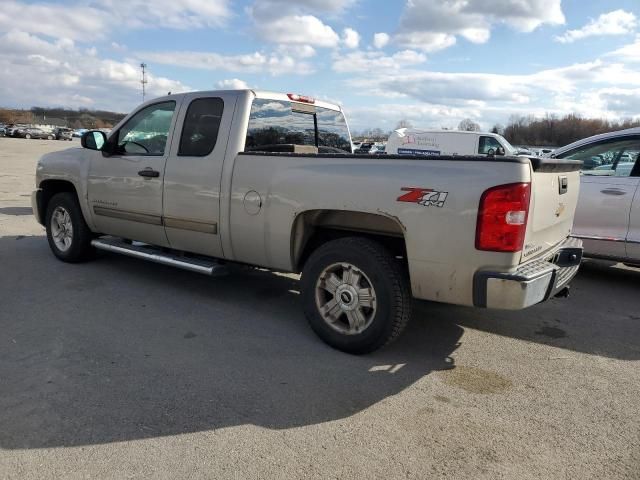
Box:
45 192 95 262
301 237 411 354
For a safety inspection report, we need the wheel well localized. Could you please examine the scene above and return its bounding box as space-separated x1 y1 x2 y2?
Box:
38 180 79 223
292 210 407 272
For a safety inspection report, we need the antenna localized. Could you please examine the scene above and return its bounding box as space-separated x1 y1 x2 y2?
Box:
140 63 148 101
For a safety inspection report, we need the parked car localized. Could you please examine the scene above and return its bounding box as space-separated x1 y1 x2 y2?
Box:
373 144 386 154
354 142 375 154
386 128 520 157
5 125 25 137
54 127 73 141
32 89 583 353
551 128 640 265
17 128 54 140
72 128 88 137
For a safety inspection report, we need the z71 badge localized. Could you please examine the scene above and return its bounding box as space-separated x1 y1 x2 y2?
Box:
397 187 448 207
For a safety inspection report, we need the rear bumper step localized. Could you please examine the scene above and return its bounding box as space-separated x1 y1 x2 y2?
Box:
91 237 228 276
473 237 583 310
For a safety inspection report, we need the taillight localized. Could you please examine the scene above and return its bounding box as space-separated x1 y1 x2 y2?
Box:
287 93 315 104
476 183 531 252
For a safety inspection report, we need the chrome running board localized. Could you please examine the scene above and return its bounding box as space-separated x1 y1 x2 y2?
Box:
91 237 227 276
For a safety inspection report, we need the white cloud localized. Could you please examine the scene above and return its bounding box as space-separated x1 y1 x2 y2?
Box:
0 30 189 111
277 44 317 58
395 0 565 51
255 14 340 47
141 49 314 75
609 35 640 62
373 32 390 49
252 0 354 15
342 28 360 49
216 78 250 89
0 0 230 41
555 10 637 43
333 50 427 73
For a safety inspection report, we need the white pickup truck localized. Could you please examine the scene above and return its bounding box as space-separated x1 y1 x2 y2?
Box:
32 90 583 353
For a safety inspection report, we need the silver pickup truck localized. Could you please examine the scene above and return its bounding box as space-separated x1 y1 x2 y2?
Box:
32 89 583 353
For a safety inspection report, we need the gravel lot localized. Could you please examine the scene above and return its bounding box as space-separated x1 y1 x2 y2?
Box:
0 136 639 479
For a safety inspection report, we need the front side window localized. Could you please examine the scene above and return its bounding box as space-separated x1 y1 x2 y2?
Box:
179 98 224 156
117 101 175 155
478 136 503 154
557 137 640 177
245 99 351 153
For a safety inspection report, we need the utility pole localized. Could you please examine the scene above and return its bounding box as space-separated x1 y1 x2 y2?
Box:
140 63 148 102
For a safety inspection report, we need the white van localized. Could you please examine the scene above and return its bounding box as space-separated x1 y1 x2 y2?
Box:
385 128 518 157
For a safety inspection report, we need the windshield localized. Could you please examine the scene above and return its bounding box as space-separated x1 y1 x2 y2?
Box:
498 136 517 155
245 99 351 153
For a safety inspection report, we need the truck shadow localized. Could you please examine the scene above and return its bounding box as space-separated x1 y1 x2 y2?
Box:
414 259 640 362
0 206 33 216
2 236 638 449
0 235 460 449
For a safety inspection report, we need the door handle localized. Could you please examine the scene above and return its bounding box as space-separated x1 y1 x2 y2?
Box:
138 168 160 178
600 188 625 196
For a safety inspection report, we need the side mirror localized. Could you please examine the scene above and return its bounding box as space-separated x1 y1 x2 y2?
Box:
81 130 106 151
496 146 505 156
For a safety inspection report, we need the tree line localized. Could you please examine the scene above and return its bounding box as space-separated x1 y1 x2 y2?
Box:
0 107 126 129
495 114 640 147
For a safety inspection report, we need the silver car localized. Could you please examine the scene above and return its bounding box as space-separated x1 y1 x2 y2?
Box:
552 128 640 265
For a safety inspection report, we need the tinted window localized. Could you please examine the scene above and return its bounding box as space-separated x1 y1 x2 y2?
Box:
316 108 351 152
557 137 640 177
245 99 351 153
117 101 175 155
178 97 224 156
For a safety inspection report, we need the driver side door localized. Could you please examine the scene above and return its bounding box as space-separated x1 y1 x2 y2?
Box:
87 100 180 247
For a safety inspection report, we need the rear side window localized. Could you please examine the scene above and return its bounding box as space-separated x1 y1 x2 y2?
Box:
179 97 224 156
245 99 351 153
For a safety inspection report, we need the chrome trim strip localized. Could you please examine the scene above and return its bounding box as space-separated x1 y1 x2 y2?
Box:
93 206 162 226
164 217 217 234
93 206 217 234
572 234 626 243
91 239 216 275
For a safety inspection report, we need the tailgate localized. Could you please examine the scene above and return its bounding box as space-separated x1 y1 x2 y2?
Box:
521 158 582 262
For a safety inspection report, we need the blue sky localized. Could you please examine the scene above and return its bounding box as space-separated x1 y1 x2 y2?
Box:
1 0 640 131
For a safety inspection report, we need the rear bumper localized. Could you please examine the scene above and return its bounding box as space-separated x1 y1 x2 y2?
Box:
473 237 583 310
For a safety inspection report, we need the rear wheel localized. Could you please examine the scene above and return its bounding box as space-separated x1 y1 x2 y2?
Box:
25 134 31 139
47 135 54 140
301 237 411 354
45 192 94 262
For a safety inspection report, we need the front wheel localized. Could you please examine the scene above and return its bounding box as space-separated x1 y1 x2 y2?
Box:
45 192 95 262
301 237 412 354
25 134 31 139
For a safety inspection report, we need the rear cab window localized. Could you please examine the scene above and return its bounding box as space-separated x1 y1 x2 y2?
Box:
245 98 351 153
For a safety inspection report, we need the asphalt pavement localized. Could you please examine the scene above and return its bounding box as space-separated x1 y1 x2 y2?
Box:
0 137 638 479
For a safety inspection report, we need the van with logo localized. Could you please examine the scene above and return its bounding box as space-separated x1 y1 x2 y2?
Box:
386 128 519 157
